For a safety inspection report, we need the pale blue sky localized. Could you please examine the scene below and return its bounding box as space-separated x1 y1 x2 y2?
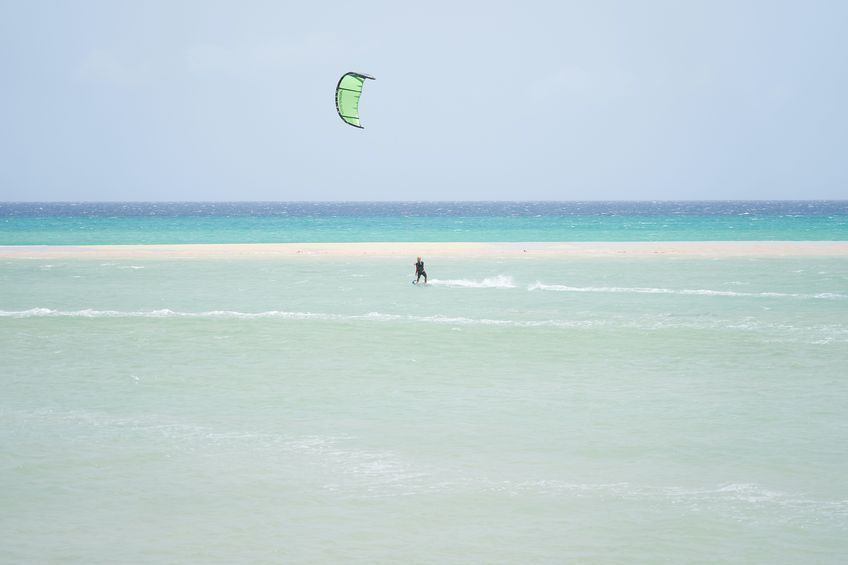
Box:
1 0 846 201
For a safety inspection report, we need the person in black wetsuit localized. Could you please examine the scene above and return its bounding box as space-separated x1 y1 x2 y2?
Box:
414 256 427 284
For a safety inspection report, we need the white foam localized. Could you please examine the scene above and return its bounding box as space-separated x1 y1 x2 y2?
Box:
2 308 845 343
0 308 336 321
0 307 603 329
428 275 516 289
528 283 846 300
480 479 846 515
814 292 846 299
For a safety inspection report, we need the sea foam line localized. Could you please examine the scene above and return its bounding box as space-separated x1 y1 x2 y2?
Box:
2 308 846 343
0 308 329 320
0 308 650 329
0 307 588 327
528 283 847 300
427 275 515 288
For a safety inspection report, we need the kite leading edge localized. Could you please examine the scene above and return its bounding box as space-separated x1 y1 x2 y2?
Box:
335 72 375 129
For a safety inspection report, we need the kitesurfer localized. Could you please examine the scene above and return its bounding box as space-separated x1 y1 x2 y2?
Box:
414 256 427 284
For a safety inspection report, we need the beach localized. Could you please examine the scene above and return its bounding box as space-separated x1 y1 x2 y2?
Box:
3 240 848 259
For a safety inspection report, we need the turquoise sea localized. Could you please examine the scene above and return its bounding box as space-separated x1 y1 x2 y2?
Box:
2 202 848 563
2 201 848 244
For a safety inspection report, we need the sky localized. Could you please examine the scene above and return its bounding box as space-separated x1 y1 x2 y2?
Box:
1 0 846 201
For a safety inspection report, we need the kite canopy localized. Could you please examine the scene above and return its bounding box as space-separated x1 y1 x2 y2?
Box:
335 72 375 129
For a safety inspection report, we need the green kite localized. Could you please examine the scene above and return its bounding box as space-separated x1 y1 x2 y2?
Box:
335 72 375 129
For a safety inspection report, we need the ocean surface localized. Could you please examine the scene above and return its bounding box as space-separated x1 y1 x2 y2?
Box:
2 202 848 563
2 201 848 244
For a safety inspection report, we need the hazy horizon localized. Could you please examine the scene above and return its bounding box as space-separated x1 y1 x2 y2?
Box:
2 1 846 201
2 198 848 203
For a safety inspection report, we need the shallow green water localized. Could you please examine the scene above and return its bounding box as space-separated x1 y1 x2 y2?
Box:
2 256 847 562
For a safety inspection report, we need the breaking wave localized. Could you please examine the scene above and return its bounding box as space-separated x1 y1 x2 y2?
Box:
528 283 846 300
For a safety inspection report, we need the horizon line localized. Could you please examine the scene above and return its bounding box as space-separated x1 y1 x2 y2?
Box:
2 199 847 205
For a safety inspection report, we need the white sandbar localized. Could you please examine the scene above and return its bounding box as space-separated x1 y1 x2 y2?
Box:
1 241 848 260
